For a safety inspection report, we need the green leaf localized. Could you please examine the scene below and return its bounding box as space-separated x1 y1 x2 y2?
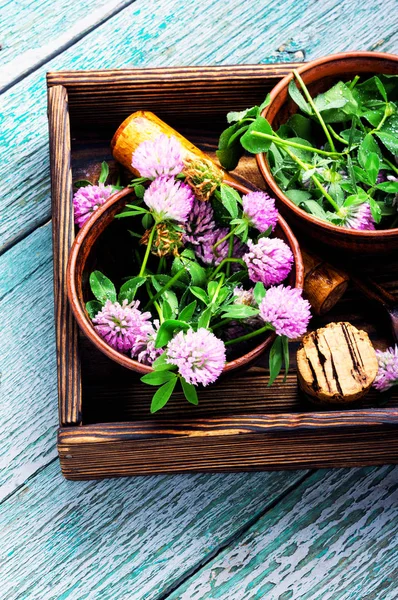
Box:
152 353 176 372
358 134 382 169
161 290 179 320
368 197 382 224
181 378 199 405
258 94 271 112
190 286 210 304
216 145 244 172
98 161 109 184
198 306 213 329
375 76 387 102
219 183 240 218
227 125 251 147
141 370 177 386
73 179 92 189
282 335 290 382
227 109 253 123
207 280 219 299
181 262 206 288
217 122 245 170
86 300 103 319
285 114 313 141
142 213 153 229
222 305 259 319
376 181 398 193
375 131 398 155
240 116 274 154
253 282 266 305
150 378 177 413
288 80 312 115
313 81 358 123
155 320 190 349
284 189 311 205
134 184 146 198
89 271 116 304
179 300 197 322
365 152 380 186
362 108 385 128
182 259 207 287
118 276 146 303
268 335 283 386
302 200 327 220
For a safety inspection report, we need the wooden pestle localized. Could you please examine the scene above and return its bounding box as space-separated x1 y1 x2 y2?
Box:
111 110 349 315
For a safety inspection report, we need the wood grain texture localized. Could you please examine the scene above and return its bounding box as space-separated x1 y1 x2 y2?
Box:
168 466 398 600
0 223 58 501
58 423 398 479
0 462 307 600
2 0 398 253
48 85 82 426
0 0 135 91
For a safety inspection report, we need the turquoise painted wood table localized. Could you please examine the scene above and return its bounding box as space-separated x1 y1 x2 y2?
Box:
1 1 398 598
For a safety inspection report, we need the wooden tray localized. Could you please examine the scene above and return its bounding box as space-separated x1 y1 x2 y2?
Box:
47 65 398 480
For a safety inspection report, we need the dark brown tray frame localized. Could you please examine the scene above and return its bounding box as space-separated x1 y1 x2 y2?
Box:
47 65 398 480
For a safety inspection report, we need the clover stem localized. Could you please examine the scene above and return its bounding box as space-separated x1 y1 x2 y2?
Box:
284 147 341 213
384 157 398 176
372 102 390 133
210 258 246 281
225 324 272 346
145 281 163 323
139 226 156 277
211 317 232 331
292 69 336 152
144 268 186 310
250 131 342 157
212 225 239 254
327 124 349 146
226 228 235 277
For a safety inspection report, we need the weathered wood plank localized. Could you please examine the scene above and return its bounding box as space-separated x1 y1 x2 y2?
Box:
0 222 58 501
48 85 82 426
2 0 398 252
0 462 307 599
168 466 398 600
0 0 135 91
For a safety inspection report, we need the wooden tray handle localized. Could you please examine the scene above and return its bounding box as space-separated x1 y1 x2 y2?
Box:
111 110 349 315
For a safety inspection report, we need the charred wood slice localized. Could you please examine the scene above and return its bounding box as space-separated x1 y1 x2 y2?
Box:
297 322 378 404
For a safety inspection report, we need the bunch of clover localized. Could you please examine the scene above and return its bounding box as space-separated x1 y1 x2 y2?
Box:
72 134 311 413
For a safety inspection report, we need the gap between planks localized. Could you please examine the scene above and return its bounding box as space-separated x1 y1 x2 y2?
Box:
156 471 315 600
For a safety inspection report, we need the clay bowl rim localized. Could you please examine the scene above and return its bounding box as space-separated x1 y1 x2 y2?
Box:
67 180 304 375
256 50 398 240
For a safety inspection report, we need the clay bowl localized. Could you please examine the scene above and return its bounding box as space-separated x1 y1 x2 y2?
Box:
67 181 304 375
257 51 398 255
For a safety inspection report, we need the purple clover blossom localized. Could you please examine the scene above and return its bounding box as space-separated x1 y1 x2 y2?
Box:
259 285 311 339
183 198 216 248
93 299 153 353
373 346 398 392
144 176 194 223
131 320 163 366
342 202 375 231
132 134 184 179
242 191 278 233
73 183 113 228
193 226 247 266
166 328 226 386
243 237 294 287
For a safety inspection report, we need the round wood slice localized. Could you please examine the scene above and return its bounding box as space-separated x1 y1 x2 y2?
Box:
297 322 378 404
